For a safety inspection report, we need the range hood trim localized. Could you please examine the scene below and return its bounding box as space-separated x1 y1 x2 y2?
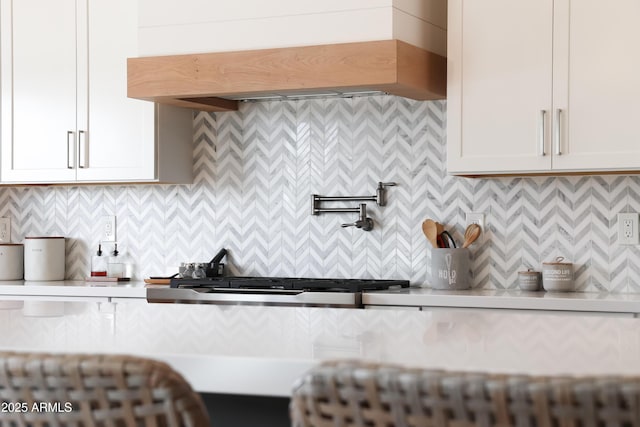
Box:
127 39 446 112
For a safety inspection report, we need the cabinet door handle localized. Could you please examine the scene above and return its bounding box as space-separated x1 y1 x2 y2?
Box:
555 109 563 156
78 130 87 168
539 110 547 156
67 131 75 169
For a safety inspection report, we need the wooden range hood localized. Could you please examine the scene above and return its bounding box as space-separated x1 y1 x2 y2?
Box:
127 40 446 112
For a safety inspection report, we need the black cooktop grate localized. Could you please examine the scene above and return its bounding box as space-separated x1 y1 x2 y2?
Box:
169 277 409 292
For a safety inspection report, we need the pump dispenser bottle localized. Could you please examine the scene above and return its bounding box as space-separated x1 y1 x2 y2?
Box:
90 244 107 277
107 243 124 278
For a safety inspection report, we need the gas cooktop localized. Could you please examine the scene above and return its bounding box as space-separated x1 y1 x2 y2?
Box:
153 248 409 307
170 277 410 293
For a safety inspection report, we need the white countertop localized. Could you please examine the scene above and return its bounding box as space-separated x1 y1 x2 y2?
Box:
0 280 148 299
3 281 640 316
363 287 640 315
2 281 640 397
1 298 640 397
0 280 640 313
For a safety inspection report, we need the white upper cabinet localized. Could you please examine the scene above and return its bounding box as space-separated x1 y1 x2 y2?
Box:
447 0 640 175
77 0 155 182
0 0 193 184
447 0 553 174
552 0 640 171
136 0 447 57
1 0 78 182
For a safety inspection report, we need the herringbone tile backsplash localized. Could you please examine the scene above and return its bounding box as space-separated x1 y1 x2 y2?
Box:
1 96 639 292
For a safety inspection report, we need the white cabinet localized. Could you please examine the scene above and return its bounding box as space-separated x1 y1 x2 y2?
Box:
447 0 553 174
553 0 640 171
0 0 193 184
1 0 77 182
447 0 640 175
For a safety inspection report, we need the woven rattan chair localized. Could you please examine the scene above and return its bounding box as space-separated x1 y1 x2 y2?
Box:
291 360 640 427
0 352 209 427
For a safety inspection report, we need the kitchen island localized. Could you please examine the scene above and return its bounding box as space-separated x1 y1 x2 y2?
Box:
0 281 640 398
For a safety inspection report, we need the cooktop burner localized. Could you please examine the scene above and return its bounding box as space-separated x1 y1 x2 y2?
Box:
169 277 409 293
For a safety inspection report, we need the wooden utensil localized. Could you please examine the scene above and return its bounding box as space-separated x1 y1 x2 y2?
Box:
422 219 439 248
462 223 481 248
144 278 171 285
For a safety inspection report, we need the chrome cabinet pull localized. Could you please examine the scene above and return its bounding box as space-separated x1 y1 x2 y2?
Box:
78 130 87 168
539 110 546 156
67 131 75 169
555 109 562 155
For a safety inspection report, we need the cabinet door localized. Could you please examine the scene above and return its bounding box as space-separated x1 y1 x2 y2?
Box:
447 0 554 174
1 0 77 182
76 0 156 182
552 0 640 171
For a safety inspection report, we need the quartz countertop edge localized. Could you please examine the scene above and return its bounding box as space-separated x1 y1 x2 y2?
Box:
155 354 314 397
363 287 640 314
0 280 148 299
2 281 640 314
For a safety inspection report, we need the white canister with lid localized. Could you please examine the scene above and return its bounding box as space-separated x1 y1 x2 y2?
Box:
0 244 24 280
24 237 65 281
542 256 574 292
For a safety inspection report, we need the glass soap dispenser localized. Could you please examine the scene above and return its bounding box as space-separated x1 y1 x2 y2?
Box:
107 243 124 278
91 244 108 277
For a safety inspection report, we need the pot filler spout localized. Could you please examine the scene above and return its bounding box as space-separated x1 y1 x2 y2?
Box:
311 181 397 231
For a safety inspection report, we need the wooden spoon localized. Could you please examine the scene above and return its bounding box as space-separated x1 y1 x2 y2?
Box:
421 219 439 248
435 222 445 235
462 223 482 248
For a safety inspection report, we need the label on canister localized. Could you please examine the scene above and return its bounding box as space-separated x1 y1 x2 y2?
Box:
427 248 471 290
542 256 574 292
517 270 541 291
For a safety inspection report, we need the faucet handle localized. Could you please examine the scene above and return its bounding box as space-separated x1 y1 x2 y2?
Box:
358 217 374 231
376 182 397 206
341 218 374 231
342 203 374 231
